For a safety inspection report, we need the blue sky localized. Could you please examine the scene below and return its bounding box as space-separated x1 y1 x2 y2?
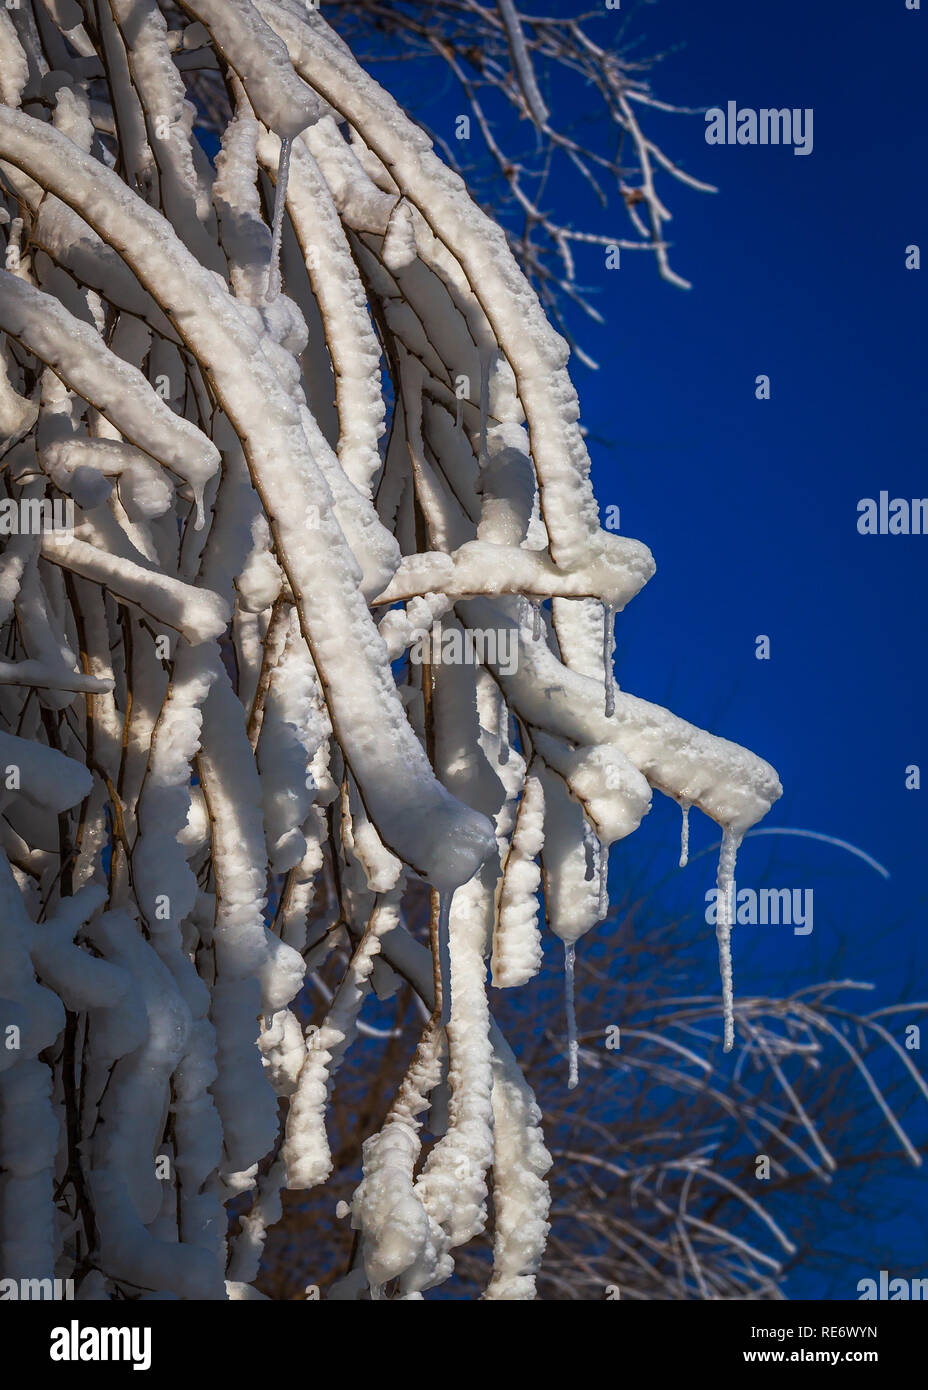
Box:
572 6 926 1027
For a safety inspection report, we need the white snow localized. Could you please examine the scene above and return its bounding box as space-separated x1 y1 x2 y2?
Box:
0 4 781 1302
177 0 322 139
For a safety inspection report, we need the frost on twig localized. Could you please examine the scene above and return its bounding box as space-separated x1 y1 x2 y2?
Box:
326 0 719 347
0 1 780 1301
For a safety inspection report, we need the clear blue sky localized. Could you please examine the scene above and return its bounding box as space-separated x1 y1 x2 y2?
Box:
569 1 927 1041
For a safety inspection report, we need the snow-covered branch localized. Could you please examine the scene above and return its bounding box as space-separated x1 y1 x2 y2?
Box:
0 0 779 1301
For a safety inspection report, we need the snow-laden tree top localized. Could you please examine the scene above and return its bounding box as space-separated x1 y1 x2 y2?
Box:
0 0 779 1300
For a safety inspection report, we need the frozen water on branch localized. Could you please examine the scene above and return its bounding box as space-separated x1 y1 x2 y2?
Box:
0 1 780 1301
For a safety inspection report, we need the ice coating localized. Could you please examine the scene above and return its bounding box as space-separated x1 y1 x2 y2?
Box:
461 596 781 836
676 801 690 868
497 690 511 766
482 1027 552 1300
496 0 550 127
0 271 220 507
0 13 28 108
376 532 655 611
177 0 322 139
276 6 605 570
382 198 417 272
491 773 545 988
437 889 454 1027
256 127 386 494
0 108 495 894
283 894 401 1189
603 603 616 718
41 535 229 644
0 730 92 813
266 135 292 300
107 0 222 275
0 3 784 1302
414 875 496 1265
565 941 579 1090
715 827 743 1052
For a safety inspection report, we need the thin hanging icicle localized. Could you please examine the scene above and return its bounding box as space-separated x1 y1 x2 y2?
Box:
192 481 206 531
497 687 510 766
266 135 292 300
521 595 542 645
564 941 579 1090
715 826 743 1052
603 603 616 718
437 888 454 1028
679 801 691 868
582 819 595 882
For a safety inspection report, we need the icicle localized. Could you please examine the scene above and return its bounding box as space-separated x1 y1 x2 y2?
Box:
497 688 510 766
715 826 742 1053
564 941 579 1090
583 820 595 882
521 595 542 644
603 603 615 718
266 135 292 301
678 801 691 868
598 846 610 919
437 889 453 1028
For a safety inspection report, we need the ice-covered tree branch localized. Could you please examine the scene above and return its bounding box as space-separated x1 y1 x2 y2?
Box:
0 0 780 1301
